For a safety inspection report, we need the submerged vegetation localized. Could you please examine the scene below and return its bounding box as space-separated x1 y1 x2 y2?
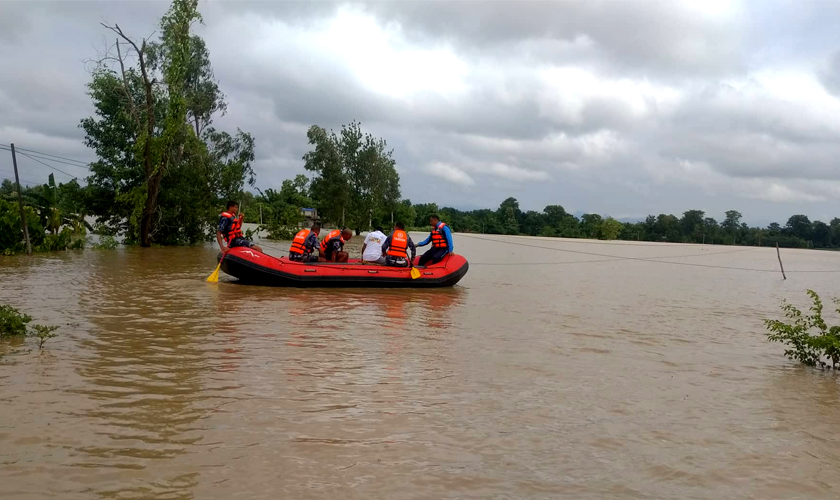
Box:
1 176 88 255
765 290 840 370
0 304 60 350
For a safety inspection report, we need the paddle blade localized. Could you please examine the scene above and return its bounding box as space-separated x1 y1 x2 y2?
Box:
207 262 221 282
410 267 420 279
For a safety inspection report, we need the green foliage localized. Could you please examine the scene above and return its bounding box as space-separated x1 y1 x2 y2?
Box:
0 304 59 349
600 217 623 240
80 0 254 246
93 235 119 250
764 290 840 369
261 224 297 241
0 304 32 338
0 190 87 255
254 175 314 236
303 121 400 231
29 324 60 350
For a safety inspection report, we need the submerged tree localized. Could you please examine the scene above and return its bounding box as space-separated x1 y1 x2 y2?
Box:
80 0 254 245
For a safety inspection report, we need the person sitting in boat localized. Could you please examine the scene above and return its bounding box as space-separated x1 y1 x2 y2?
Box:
319 228 353 262
288 223 321 262
416 214 453 266
381 222 416 268
361 226 387 264
217 200 263 253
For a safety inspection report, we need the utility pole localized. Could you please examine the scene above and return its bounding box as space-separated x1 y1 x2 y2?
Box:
10 144 32 255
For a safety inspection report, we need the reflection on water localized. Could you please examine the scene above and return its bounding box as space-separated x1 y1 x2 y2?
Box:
1 239 840 499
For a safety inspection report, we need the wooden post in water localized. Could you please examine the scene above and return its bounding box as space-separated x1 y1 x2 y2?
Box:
776 242 786 280
10 144 32 255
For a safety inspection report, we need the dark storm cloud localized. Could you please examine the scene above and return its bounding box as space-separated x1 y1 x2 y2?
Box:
2 0 840 221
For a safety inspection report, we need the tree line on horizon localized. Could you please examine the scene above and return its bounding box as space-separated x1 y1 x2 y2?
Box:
412 199 840 249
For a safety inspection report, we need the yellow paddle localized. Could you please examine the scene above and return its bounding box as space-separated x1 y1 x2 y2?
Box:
207 252 225 282
410 267 420 279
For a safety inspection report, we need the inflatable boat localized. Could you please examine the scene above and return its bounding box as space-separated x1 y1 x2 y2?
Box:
216 247 469 288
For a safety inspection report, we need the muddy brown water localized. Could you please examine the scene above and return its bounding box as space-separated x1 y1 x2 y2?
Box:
2 233 839 499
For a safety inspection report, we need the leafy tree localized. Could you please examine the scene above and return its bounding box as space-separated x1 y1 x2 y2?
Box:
81 0 254 245
390 199 416 229
600 217 623 240
303 121 400 232
681 209 705 243
580 213 603 239
811 220 831 248
520 210 545 236
831 218 840 247
412 203 440 227
497 198 521 235
786 214 812 241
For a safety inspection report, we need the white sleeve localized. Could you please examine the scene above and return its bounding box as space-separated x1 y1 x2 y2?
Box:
363 234 372 245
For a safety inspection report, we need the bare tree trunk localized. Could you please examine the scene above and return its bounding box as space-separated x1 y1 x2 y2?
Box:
104 23 160 247
140 171 163 246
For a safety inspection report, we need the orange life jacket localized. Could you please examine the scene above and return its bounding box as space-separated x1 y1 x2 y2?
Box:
320 229 344 253
431 222 448 249
386 230 409 258
220 211 243 243
289 229 313 255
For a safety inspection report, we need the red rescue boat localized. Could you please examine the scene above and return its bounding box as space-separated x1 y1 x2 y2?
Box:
217 247 469 288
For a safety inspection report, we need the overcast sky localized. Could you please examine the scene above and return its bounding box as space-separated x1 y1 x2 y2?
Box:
1 0 840 224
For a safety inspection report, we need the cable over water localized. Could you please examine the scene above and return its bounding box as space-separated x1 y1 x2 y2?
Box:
458 233 840 273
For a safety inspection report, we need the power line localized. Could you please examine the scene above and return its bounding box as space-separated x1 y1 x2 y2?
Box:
1 149 91 172
0 144 91 168
459 233 840 273
469 247 752 266
12 151 81 180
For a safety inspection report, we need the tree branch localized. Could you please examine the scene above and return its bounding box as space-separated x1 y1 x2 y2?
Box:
114 38 141 130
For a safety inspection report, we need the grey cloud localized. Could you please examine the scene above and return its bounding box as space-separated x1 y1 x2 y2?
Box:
820 50 840 97
2 0 840 223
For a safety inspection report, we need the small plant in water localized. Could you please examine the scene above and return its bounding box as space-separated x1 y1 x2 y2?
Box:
29 324 60 350
0 304 60 349
764 290 840 369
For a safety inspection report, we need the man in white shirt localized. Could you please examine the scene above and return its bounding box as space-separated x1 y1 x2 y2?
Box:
361 226 387 264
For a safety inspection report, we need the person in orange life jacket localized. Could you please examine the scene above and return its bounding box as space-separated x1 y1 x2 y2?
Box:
416 214 453 266
380 221 417 268
319 228 353 262
288 222 321 262
217 200 263 253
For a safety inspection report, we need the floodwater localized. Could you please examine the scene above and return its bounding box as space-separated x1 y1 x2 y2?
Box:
2 233 840 500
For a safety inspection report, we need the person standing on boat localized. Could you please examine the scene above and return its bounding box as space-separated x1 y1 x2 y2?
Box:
217 201 263 253
381 222 416 268
416 214 453 266
319 228 353 262
361 226 387 264
288 223 321 262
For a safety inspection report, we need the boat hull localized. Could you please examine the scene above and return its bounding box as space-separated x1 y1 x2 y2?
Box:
217 247 469 288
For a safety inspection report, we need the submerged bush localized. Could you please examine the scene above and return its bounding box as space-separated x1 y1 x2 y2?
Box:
0 304 32 337
0 304 60 349
93 234 119 250
764 290 840 369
